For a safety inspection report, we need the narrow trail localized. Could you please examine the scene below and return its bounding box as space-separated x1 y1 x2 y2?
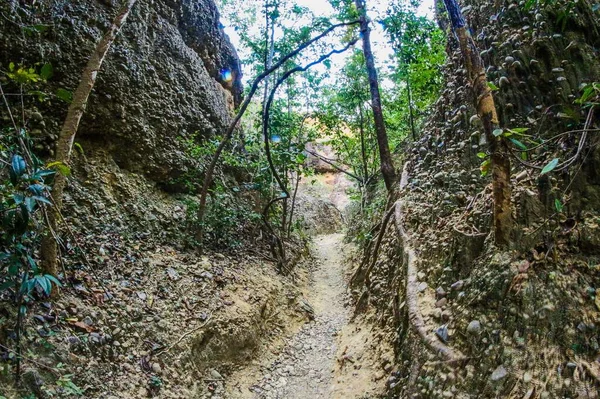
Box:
250 233 350 399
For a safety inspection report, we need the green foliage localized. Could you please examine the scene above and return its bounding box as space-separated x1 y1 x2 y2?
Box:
56 374 84 396
383 1 447 141
1 137 60 299
541 158 559 175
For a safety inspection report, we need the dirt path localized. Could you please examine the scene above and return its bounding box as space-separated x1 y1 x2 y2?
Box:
249 233 349 399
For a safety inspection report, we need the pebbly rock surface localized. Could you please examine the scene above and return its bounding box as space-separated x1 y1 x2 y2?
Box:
0 0 242 189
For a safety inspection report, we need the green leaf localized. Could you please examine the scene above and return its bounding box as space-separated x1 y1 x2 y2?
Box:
74 142 84 155
555 198 564 213
40 63 53 80
508 127 529 134
47 161 71 176
480 159 491 177
493 128 504 137
9 62 15 72
509 138 528 150
476 152 487 159
541 158 559 175
487 82 499 91
27 255 38 273
56 88 73 103
37 276 51 296
24 196 37 212
33 196 52 206
11 154 26 177
45 274 62 288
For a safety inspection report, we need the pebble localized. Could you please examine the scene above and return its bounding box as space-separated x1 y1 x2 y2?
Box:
151 363 162 374
467 320 481 335
210 369 223 380
491 365 508 381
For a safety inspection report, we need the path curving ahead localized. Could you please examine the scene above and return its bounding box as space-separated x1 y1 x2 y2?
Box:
250 233 349 399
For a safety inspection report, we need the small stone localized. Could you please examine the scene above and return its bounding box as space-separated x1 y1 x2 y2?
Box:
435 298 447 308
451 280 464 291
435 325 449 342
151 363 162 374
417 282 428 292
523 372 532 383
436 287 447 299
210 369 223 380
467 320 481 335
491 365 508 381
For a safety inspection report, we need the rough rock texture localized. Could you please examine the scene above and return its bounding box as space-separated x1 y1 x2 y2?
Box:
353 1 600 398
0 0 242 190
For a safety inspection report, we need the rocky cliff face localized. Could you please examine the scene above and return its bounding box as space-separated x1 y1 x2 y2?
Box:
356 1 600 397
0 0 242 189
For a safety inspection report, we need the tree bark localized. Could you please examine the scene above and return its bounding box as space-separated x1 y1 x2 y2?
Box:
41 0 137 274
406 76 416 140
358 104 369 182
354 0 397 193
442 0 512 247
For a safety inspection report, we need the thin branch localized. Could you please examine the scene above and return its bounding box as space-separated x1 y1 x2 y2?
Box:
304 149 363 182
196 21 360 238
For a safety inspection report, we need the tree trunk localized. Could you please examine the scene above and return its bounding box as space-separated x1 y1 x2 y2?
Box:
358 104 369 182
41 0 138 274
354 0 397 193
442 0 512 247
406 75 416 140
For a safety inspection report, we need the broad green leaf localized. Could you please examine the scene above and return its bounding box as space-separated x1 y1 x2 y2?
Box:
37 276 51 295
493 128 503 137
47 161 71 176
45 274 62 287
24 196 37 212
40 63 53 80
476 152 487 159
487 82 499 91
480 159 491 177
555 198 564 213
11 154 26 177
33 196 52 206
509 138 528 150
541 158 559 175
56 88 73 103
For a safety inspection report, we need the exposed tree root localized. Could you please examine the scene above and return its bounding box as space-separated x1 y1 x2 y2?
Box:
349 197 396 289
395 164 466 365
363 204 396 288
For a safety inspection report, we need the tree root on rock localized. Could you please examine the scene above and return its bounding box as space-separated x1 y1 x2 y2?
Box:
394 164 466 370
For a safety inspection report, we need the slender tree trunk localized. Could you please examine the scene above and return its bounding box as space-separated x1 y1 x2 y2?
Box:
442 0 512 247
262 0 276 115
287 171 301 237
354 0 397 193
358 104 369 182
41 0 137 274
406 75 416 140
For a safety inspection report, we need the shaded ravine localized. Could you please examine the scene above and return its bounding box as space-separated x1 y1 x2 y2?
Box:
249 233 350 399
